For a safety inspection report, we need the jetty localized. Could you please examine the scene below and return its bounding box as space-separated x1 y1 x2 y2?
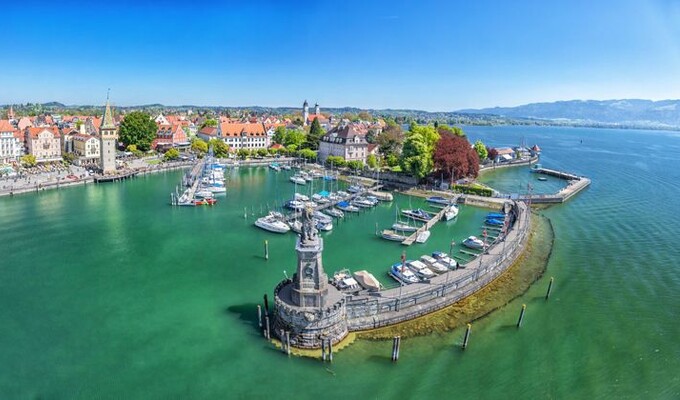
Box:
519 167 591 204
284 184 384 222
401 204 451 246
94 170 138 183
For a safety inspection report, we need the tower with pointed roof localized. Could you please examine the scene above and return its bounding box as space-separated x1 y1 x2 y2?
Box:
99 92 118 174
302 100 309 126
7 105 15 121
314 102 320 116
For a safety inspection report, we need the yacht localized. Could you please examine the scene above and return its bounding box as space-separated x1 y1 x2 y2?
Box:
390 262 420 284
462 236 486 249
444 205 459 221
194 189 214 199
336 190 350 198
255 213 290 233
352 197 374 208
432 251 458 269
290 176 306 185
294 193 310 202
324 208 344 219
336 201 359 213
381 229 407 242
347 184 363 193
332 270 360 290
288 219 302 233
313 211 333 224
401 209 432 222
392 222 418 232
485 218 504 226
415 230 431 243
407 260 436 280
426 196 452 205
285 200 305 210
315 219 333 231
269 163 281 171
420 255 448 274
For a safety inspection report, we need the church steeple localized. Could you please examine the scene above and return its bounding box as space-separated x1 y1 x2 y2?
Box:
99 90 118 174
8 105 15 121
302 99 310 126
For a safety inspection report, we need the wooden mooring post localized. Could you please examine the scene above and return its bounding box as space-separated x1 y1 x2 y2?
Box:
285 331 291 356
321 339 327 361
257 305 262 328
328 339 333 363
263 294 269 315
264 240 269 260
462 323 471 349
517 304 526 328
264 315 271 340
545 277 554 300
391 336 401 362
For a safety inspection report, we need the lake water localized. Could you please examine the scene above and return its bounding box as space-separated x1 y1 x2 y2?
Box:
1 126 679 399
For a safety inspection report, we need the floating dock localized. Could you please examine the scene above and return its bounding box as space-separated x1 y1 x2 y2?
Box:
401 196 459 246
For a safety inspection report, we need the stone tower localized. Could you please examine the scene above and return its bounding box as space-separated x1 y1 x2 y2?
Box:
302 100 309 126
272 206 348 348
291 207 330 307
99 94 118 174
314 102 320 116
7 105 15 121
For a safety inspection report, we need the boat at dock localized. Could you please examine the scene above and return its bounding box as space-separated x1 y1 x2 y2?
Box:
353 270 382 291
290 176 306 185
462 236 486 249
392 222 418 232
401 209 433 222
347 184 364 194
432 251 458 269
352 197 374 208
485 218 504 226
487 213 505 219
336 201 359 213
390 262 420 284
281 164 291 170
288 219 302 233
381 229 408 242
332 269 360 291
443 205 459 221
420 255 448 273
315 219 333 231
426 196 452 205
368 190 393 201
407 260 436 280
323 208 344 218
285 200 305 210
255 213 291 233
415 230 431 243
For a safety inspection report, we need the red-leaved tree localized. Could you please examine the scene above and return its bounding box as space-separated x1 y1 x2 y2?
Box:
433 132 480 183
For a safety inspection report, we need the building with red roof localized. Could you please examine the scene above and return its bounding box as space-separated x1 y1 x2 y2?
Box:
197 122 270 150
0 120 23 163
25 126 61 162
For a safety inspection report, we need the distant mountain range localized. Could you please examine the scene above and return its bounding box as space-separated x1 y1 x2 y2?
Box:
458 99 680 128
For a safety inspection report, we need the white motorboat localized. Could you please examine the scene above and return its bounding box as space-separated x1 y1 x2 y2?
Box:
392 222 418 232
336 190 350 198
352 198 374 208
347 184 363 193
194 189 214 199
255 214 290 233
313 211 333 224
290 176 306 185
432 251 458 269
285 200 305 210
311 193 330 204
332 270 360 290
415 230 431 243
381 229 407 242
323 208 344 218
281 164 292 170
353 270 382 291
269 163 281 171
294 193 310 202
390 262 420 284
420 255 448 273
310 170 324 179
401 209 433 222
462 236 486 250
444 205 459 221
315 219 333 231
365 196 380 205
407 260 436 280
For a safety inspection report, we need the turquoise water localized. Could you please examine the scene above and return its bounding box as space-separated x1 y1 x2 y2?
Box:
1 126 679 399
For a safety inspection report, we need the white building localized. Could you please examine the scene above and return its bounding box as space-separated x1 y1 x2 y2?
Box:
72 134 100 166
197 122 270 150
0 120 23 163
25 127 62 163
318 124 368 164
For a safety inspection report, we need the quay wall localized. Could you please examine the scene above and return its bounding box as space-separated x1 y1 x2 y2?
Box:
479 156 539 173
343 201 529 331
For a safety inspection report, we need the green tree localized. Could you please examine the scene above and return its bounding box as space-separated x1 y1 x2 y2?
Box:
237 148 249 160
119 111 157 151
400 133 432 179
190 138 208 154
164 148 180 161
386 153 399 167
325 155 346 168
284 129 306 148
366 154 378 169
273 126 287 144
297 148 317 162
62 152 77 164
304 118 324 150
257 148 268 157
208 138 229 158
21 154 37 167
200 119 217 129
346 160 364 171
358 111 372 121
376 123 404 159
437 125 465 137
126 144 137 153
474 140 488 160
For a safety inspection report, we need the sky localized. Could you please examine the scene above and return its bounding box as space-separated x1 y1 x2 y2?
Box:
2 0 680 111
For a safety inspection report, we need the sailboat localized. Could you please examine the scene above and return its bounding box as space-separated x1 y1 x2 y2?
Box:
391 206 418 232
